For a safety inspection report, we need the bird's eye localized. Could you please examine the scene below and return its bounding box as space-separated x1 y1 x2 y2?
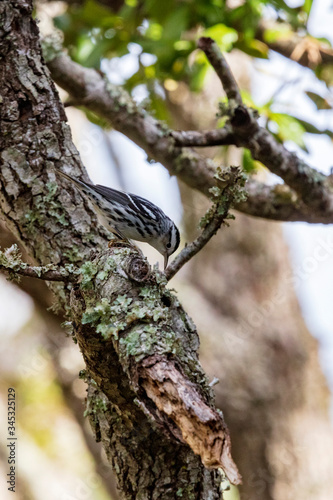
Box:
166 243 171 249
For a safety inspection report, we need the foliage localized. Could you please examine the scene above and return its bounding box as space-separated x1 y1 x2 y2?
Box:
52 0 333 171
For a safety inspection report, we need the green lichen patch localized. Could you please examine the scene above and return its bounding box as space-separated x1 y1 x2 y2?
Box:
84 389 108 418
200 165 247 229
79 261 99 289
0 244 24 282
106 81 146 117
118 323 179 363
75 249 207 384
82 297 111 325
82 294 134 340
22 180 69 236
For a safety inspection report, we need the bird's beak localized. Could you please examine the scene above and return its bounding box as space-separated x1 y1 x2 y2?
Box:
164 254 169 270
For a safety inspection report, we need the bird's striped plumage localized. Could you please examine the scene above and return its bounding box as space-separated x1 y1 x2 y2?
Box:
58 170 180 268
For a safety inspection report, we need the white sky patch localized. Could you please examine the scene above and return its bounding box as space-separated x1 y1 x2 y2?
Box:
0 277 33 338
252 0 333 393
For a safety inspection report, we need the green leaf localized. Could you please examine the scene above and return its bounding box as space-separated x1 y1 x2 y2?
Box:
242 149 257 173
316 63 333 87
82 109 110 129
202 24 238 52
162 6 189 41
145 22 163 41
269 113 307 150
302 0 314 17
189 62 210 92
290 117 333 139
147 92 170 121
261 24 294 44
306 91 332 110
235 38 269 59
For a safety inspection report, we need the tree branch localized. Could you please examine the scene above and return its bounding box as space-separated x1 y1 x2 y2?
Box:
237 179 330 223
256 20 333 69
187 37 333 217
0 245 78 282
44 39 333 224
166 166 246 280
171 125 333 222
171 127 235 147
165 210 227 281
198 37 242 105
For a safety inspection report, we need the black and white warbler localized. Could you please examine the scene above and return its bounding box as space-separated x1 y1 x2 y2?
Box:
58 170 180 269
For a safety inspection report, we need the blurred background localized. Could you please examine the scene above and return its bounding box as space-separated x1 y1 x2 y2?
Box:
1 0 333 498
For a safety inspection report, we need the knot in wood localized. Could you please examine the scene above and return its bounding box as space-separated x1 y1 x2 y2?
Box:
230 105 251 128
126 254 150 282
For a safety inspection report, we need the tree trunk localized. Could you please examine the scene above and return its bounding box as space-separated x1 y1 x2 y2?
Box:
0 1 239 497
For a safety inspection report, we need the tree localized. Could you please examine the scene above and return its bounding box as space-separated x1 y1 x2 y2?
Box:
1 0 333 499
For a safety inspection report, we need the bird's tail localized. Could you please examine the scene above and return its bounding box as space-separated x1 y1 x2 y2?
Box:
56 169 91 191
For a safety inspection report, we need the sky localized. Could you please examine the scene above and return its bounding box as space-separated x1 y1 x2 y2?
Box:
250 0 333 395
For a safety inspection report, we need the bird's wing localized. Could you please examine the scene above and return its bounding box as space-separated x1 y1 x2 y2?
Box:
93 184 131 206
93 184 153 217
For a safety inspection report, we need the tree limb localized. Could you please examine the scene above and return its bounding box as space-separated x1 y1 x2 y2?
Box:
186 37 333 217
166 165 246 281
165 210 227 281
45 39 333 224
256 20 333 69
198 37 242 104
0 245 78 282
171 127 235 147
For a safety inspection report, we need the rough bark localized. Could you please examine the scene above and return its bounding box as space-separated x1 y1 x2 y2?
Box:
69 247 240 494
0 1 239 497
0 222 120 499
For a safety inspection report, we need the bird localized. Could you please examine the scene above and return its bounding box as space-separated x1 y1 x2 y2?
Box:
57 170 180 269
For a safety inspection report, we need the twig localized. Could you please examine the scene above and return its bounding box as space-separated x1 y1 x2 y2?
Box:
165 166 247 281
171 127 236 147
0 245 78 282
1 265 76 281
0 262 77 281
165 208 228 281
197 37 242 105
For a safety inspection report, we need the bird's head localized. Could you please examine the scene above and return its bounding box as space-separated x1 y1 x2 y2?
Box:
152 222 180 270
